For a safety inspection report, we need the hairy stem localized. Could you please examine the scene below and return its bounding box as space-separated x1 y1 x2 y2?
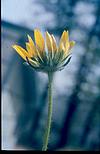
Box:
42 72 53 151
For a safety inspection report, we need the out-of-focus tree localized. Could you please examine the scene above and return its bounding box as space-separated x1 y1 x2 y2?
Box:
34 0 100 150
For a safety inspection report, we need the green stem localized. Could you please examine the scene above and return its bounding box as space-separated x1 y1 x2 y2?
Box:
42 72 53 151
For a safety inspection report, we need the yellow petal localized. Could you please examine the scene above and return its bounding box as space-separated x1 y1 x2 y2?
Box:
27 35 36 56
26 42 30 51
65 41 70 51
51 34 57 52
26 42 30 52
27 35 43 61
59 30 69 48
64 41 75 56
64 42 70 56
58 42 65 52
69 41 75 49
46 31 53 52
12 45 30 60
28 58 39 67
34 29 45 52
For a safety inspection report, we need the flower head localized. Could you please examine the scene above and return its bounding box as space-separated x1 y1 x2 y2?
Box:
12 29 75 72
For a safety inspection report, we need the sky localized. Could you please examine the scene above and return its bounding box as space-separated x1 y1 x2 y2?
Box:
2 0 95 30
1 0 55 29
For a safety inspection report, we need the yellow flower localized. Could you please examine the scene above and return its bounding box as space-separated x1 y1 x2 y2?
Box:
12 29 75 72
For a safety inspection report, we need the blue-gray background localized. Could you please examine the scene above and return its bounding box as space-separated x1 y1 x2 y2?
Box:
1 0 100 151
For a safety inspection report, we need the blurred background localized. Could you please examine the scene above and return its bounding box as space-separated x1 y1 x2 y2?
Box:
1 0 100 151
